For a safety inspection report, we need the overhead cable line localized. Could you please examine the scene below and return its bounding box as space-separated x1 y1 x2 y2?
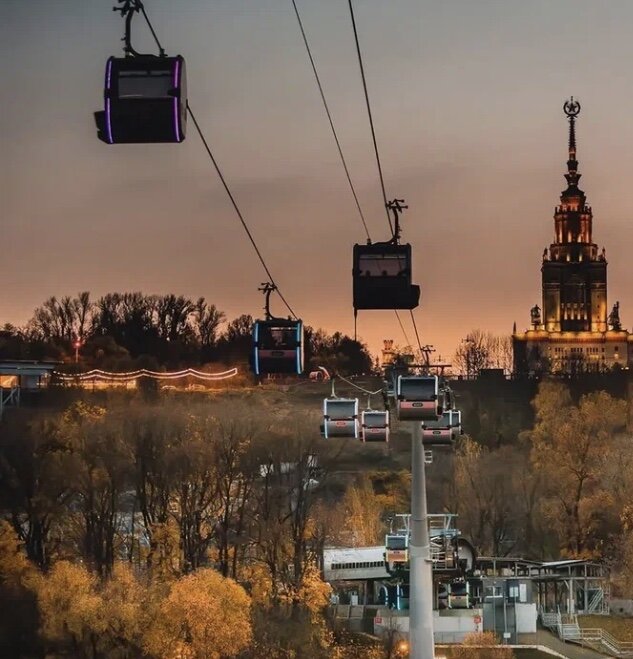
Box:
409 309 425 361
137 3 165 55
347 0 392 235
336 372 383 396
394 309 412 348
346 1 427 359
291 0 370 242
292 0 411 354
138 2 298 320
187 104 298 319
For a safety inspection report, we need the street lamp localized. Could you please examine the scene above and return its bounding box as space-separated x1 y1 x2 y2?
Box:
73 338 82 364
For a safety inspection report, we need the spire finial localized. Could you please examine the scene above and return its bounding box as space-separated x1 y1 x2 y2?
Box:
563 97 581 188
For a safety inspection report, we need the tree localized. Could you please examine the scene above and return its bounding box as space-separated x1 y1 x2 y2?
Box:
193 297 225 357
98 563 146 657
0 522 41 657
453 330 492 377
143 568 252 659
527 382 627 557
307 328 373 375
450 439 522 556
36 561 106 657
339 474 385 546
452 631 514 658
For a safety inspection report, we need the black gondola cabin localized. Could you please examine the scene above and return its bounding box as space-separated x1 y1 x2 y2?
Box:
252 319 304 376
353 242 420 310
96 55 187 144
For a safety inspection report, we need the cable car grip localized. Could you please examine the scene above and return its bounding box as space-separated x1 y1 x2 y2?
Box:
113 0 165 58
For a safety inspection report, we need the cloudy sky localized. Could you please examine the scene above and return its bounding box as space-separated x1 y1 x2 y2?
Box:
3 0 633 360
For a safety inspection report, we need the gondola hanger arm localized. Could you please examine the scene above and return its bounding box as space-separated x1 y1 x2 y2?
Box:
113 0 165 58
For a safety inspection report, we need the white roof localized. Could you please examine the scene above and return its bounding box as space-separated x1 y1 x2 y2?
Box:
324 546 384 562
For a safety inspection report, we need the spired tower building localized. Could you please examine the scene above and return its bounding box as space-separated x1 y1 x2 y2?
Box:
513 99 633 374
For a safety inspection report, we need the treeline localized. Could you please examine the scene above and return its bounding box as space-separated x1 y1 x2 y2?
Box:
0 291 373 375
0 394 394 658
434 381 633 582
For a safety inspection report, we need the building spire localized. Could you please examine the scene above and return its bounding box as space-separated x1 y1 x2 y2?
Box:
563 97 581 189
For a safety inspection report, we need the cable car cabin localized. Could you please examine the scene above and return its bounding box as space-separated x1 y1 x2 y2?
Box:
448 580 471 609
322 398 359 439
353 243 420 310
422 411 454 447
385 534 408 564
450 409 462 439
396 375 440 421
361 410 389 442
252 319 304 375
95 55 187 144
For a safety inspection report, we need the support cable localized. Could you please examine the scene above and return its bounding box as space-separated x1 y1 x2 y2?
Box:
336 372 383 396
347 1 426 355
394 310 412 349
137 2 298 320
187 104 298 319
409 309 425 363
292 0 410 351
347 0 393 235
139 3 166 55
291 0 370 242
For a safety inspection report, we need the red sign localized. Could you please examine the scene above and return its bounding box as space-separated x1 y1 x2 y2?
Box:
473 615 482 624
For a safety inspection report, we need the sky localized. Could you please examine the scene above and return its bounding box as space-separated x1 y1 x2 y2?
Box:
3 0 633 362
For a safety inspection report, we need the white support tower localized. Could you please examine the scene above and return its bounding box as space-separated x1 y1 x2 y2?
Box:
409 421 435 658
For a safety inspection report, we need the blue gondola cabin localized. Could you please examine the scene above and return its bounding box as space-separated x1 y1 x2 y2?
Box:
252 319 304 375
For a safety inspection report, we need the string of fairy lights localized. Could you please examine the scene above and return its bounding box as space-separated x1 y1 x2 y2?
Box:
54 367 239 383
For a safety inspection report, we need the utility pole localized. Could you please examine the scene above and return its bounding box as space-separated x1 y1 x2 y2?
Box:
409 421 435 658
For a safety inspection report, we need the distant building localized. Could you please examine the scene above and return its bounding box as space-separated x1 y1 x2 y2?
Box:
513 99 633 374
380 340 414 367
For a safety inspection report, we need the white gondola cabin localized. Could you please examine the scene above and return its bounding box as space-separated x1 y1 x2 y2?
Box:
361 410 390 443
385 533 409 564
396 375 440 421
323 398 359 439
422 411 455 447
450 409 462 439
96 55 187 144
252 319 304 376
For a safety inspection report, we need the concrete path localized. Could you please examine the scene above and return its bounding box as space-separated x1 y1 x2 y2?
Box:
534 630 608 659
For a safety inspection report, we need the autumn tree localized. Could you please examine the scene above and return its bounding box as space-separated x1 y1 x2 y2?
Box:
527 381 627 557
338 474 385 546
0 521 41 657
452 631 514 658
143 568 252 659
0 408 75 567
36 560 106 657
450 439 523 556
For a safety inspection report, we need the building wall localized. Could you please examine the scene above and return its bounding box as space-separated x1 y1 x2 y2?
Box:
513 331 633 374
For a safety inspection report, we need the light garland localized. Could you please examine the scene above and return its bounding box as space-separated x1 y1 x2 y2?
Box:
54 367 239 383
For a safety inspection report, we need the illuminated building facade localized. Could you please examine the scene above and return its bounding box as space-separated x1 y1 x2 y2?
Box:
513 99 633 374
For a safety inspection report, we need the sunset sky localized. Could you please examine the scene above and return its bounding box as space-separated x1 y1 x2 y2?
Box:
3 0 633 361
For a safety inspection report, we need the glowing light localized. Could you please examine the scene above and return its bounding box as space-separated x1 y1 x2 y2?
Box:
105 58 114 144
54 367 238 384
173 58 181 142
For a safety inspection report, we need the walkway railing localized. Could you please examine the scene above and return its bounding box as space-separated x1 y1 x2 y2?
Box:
540 610 633 657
